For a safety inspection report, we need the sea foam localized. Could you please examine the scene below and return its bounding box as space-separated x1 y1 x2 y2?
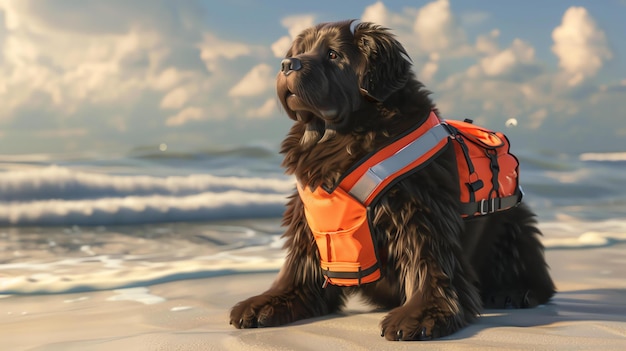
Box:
0 166 294 225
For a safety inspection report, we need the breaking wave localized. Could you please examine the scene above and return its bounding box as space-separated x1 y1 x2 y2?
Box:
0 165 294 226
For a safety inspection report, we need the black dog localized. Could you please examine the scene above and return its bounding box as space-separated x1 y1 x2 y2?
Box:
230 20 555 341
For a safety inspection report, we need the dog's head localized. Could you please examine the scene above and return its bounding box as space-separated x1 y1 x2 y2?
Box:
276 20 413 144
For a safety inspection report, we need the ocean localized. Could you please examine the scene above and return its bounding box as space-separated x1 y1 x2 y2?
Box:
1 146 625 296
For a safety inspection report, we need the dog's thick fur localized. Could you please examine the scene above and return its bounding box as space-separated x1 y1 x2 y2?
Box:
230 20 555 341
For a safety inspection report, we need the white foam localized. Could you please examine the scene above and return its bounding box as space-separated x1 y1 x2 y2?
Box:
0 190 289 225
2 223 625 295
0 165 295 225
0 251 285 294
64 296 89 303
542 231 626 249
540 219 626 249
170 306 193 312
580 152 626 162
106 287 165 305
0 165 294 199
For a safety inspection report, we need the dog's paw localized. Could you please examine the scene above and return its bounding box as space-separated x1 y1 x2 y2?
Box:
380 306 456 341
230 294 292 328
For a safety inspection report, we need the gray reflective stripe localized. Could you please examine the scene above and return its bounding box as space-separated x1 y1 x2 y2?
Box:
349 124 451 203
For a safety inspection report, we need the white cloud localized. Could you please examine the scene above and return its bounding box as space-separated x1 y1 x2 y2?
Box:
0 2 191 121
198 33 254 71
0 0 203 36
481 50 518 77
167 2 626 148
165 107 205 127
479 39 537 78
271 15 316 58
475 29 500 55
419 61 439 83
246 98 277 119
552 7 612 85
160 86 191 110
413 0 466 54
271 36 292 58
601 79 626 93
362 1 391 27
0 1 623 154
360 0 471 60
149 68 193 92
229 64 274 97
419 53 440 83
0 1 280 152
198 37 249 62
361 1 415 32
35 128 88 138
282 15 316 40
528 108 548 129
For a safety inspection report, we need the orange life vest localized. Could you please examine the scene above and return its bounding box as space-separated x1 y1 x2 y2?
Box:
298 111 523 287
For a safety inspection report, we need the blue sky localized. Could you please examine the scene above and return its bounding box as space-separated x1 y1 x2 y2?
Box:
0 0 624 155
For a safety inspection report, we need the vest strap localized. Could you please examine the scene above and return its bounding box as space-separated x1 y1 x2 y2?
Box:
322 263 380 283
347 123 451 204
459 188 523 216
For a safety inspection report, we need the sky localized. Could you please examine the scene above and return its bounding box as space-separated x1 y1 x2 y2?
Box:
0 0 625 155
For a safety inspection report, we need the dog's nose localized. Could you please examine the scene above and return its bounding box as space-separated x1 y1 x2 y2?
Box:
280 58 302 75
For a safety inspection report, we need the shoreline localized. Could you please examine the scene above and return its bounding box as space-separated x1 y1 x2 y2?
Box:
1 245 625 350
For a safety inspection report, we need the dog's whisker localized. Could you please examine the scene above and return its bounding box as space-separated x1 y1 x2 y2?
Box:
318 127 336 144
301 127 321 147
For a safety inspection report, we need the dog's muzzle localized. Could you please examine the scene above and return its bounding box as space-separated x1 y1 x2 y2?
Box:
281 57 302 76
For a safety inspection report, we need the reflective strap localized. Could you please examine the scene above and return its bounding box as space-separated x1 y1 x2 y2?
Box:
348 124 451 203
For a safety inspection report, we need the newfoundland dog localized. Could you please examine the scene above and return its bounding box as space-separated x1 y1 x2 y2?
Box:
230 20 555 341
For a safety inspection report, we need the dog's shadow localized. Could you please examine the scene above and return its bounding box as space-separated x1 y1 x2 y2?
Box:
289 288 626 340
453 288 626 339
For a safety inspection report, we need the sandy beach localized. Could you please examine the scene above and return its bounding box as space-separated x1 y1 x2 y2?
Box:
1 243 625 351
1 1 625 350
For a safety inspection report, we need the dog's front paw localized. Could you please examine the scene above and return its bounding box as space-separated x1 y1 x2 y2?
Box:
230 294 288 328
380 306 457 341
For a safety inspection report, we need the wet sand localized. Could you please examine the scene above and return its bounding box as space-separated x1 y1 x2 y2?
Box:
2 244 625 350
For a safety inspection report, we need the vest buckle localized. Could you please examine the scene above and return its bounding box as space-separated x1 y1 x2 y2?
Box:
479 198 496 215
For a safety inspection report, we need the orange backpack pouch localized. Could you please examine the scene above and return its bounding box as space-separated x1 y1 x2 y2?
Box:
447 120 520 216
297 184 381 286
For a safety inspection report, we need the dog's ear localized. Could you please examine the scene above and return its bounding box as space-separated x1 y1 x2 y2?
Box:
353 22 412 102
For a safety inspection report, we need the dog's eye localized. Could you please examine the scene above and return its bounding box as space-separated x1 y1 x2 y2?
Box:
328 50 339 60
